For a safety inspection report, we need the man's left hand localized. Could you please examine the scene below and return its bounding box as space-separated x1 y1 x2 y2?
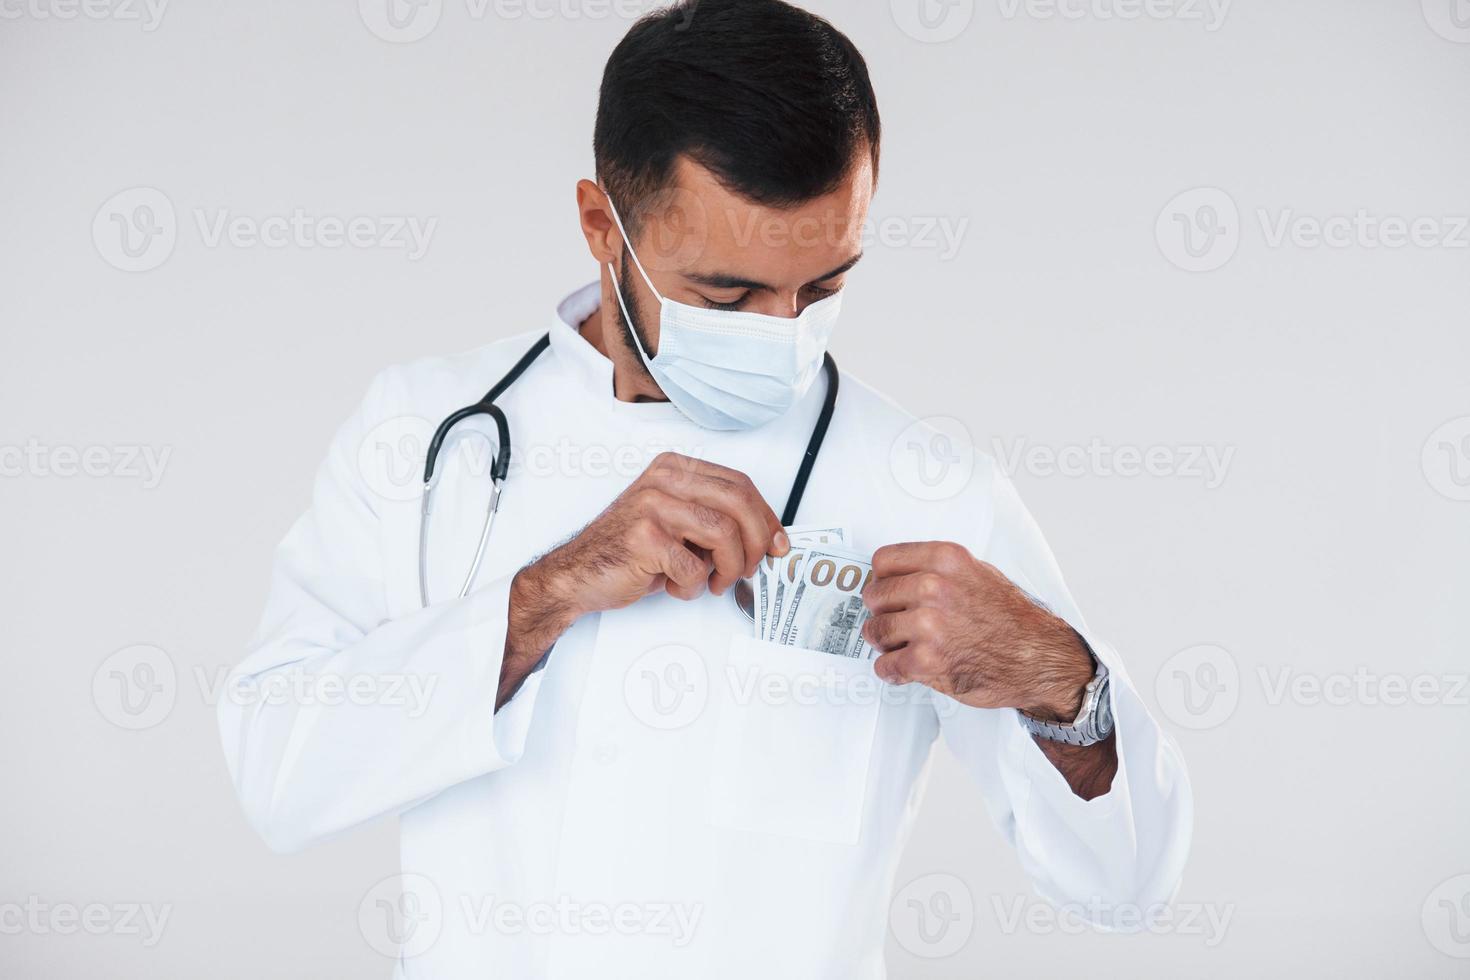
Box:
861 541 1095 723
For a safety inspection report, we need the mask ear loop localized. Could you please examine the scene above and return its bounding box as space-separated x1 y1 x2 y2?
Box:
607 259 656 365
603 191 663 301
603 191 666 365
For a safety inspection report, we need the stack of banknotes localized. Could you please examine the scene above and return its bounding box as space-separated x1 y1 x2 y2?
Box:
752 526 878 660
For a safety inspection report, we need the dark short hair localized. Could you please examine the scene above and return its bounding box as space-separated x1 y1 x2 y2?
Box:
594 0 881 237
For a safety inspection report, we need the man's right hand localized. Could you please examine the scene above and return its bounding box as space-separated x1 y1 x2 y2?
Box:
538 452 788 612
498 453 789 707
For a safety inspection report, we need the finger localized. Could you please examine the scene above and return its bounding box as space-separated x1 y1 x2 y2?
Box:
649 530 712 600
875 644 953 692
650 455 782 574
651 493 747 595
862 609 934 652
872 647 914 686
871 542 934 578
872 540 970 578
862 571 947 614
684 461 783 567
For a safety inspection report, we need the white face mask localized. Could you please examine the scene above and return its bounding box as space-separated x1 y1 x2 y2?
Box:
604 194 843 431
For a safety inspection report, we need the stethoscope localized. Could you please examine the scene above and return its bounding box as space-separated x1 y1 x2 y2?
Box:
418 332 839 622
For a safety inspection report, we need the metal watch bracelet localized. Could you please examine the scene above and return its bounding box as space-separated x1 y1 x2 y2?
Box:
1018 642 1115 746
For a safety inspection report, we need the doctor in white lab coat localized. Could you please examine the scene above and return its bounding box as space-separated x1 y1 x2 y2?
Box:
218 2 1191 977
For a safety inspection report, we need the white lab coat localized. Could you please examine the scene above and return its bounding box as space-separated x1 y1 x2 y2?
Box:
219 283 1192 978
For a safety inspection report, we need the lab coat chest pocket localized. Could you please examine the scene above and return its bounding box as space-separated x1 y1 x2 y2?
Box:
708 636 883 846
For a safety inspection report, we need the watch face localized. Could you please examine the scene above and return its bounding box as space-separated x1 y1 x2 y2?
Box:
1095 680 1115 737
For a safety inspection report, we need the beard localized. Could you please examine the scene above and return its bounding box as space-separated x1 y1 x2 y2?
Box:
614 246 661 387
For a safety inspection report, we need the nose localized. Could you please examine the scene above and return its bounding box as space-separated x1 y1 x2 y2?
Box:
751 291 805 318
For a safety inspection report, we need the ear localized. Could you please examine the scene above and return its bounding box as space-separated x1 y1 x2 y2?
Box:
576 179 621 264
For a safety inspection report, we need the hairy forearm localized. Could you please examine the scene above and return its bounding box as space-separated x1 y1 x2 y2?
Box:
496 561 581 710
1033 731 1118 801
1022 624 1119 801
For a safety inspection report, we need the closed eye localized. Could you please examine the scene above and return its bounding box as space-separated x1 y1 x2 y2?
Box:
699 291 749 311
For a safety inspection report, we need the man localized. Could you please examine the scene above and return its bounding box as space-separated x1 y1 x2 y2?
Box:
219 1 1191 976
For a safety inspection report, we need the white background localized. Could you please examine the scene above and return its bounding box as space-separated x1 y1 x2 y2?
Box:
2 0 1468 976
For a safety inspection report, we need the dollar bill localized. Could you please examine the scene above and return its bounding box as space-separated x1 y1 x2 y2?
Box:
756 526 846 643
774 546 876 659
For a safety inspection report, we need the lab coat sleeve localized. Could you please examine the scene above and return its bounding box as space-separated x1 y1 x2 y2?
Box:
217 368 545 854
936 466 1193 925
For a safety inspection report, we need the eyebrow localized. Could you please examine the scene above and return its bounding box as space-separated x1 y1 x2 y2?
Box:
683 252 864 293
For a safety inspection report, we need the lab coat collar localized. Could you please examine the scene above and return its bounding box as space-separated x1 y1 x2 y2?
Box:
549 281 683 424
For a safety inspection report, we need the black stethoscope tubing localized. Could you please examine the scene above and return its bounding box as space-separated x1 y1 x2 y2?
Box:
419 332 838 605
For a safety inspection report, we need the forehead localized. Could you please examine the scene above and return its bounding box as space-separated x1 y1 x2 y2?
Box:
636 155 873 285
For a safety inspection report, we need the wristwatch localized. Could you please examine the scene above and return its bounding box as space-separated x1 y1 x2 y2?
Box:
1018 649 1114 746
